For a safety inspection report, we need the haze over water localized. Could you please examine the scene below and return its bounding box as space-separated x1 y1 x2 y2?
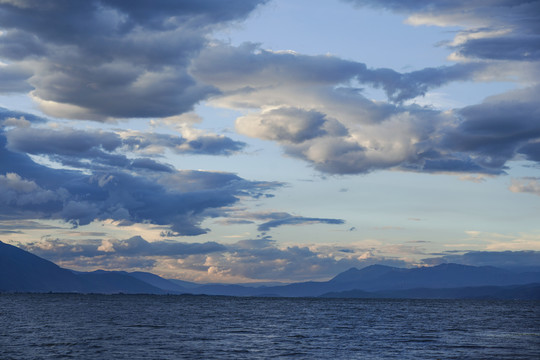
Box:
1 294 539 359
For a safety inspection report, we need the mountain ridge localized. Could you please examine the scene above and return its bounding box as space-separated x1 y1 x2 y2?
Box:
1 241 539 299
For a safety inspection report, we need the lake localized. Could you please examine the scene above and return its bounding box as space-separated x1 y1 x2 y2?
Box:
1 294 538 359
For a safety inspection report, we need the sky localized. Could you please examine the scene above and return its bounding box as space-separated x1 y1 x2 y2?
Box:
1 0 539 283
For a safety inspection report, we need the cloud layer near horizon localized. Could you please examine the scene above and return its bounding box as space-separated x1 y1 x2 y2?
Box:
16 235 540 282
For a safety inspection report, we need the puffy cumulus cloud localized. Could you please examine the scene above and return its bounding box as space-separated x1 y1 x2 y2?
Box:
236 107 348 144
189 0 540 177
194 44 512 175
422 250 540 270
0 0 268 119
342 0 540 62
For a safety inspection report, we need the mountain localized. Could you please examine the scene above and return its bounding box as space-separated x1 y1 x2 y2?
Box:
321 283 540 300
329 264 398 283
232 263 540 297
166 278 201 289
2 240 539 298
129 271 190 292
76 271 166 294
0 240 83 292
324 263 540 292
0 241 165 294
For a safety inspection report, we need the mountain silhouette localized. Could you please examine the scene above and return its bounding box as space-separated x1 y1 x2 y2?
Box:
0 241 164 294
1 241 539 298
0 240 82 292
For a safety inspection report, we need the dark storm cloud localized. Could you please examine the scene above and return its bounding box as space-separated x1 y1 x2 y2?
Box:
0 0 268 119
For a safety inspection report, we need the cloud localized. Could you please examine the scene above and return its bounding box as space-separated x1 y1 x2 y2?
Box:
21 236 226 260
185 0 540 177
192 43 521 175
15 235 410 282
509 177 540 196
0 0 268 120
257 216 345 232
161 239 410 282
4 2 537 177
0 111 281 235
193 42 484 105
0 172 66 212
5 124 245 172
223 211 345 232
236 107 347 144
0 219 61 234
422 250 540 270
121 129 245 156
342 0 540 62
440 85 540 171
0 63 32 93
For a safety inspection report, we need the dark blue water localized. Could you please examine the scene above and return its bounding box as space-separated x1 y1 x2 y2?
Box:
0 294 538 359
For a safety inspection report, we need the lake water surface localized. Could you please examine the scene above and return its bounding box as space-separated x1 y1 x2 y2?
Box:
1 294 539 359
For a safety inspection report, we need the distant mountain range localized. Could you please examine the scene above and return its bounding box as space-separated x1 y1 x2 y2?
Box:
1 241 539 299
